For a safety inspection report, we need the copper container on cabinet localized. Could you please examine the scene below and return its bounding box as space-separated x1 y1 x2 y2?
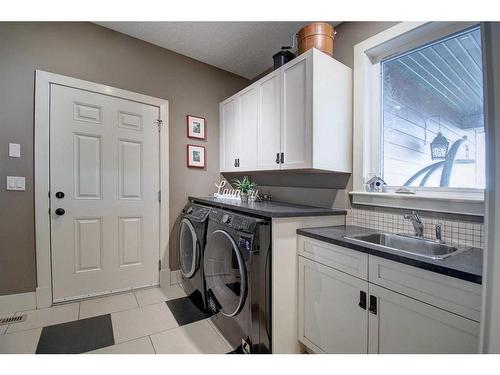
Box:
297 22 336 56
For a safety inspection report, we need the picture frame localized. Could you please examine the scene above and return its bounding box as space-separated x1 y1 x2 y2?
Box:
187 144 206 168
186 115 206 140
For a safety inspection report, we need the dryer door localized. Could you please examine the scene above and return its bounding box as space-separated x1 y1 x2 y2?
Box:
204 229 247 317
179 218 199 279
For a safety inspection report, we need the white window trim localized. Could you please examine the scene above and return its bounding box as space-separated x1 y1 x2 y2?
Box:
352 22 485 216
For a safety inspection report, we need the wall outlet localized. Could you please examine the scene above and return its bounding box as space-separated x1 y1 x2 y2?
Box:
8 143 21 158
6 176 25 191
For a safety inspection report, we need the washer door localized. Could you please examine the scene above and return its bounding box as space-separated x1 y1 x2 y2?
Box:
179 218 199 279
204 229 247 317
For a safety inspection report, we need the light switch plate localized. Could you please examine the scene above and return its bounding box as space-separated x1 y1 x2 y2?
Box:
8 143 21 158
6 176 25 191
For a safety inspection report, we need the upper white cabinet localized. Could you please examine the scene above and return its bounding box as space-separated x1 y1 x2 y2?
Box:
220 97 239 171
220 48 352 173
238 85 259 171
257 70 281 170
281 55 311 169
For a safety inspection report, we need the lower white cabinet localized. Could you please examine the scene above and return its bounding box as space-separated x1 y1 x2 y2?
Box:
297 236 481 354
368 284 479 354
298 256 368 353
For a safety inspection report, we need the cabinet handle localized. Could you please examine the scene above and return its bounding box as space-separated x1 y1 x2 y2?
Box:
368 295 377 315
280 152 284 164
276 153 280 164
237 158 240 167
358 291 367 310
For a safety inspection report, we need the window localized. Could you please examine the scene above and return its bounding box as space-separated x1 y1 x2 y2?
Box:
380 26 485 189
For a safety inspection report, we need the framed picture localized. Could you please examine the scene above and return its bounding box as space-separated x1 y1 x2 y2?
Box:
187 144 206 168
187 115 206 140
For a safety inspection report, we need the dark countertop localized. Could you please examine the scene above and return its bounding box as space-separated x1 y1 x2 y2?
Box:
189 196 347 218
296 225 483 284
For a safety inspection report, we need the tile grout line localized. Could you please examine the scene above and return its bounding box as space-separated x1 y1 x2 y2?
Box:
148 336 157 354
206 319 233 351
133 291 140 307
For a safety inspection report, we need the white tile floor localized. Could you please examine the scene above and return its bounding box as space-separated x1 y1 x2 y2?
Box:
150 319 231 354
79 292 139 319
134 284 186 306
0 328 42 354
111 302 178 344
0 313 14 335
89 337 156 354
0 286 231 354
7 303 79 334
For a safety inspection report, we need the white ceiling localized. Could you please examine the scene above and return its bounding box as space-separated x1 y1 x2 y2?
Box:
95 22 339 79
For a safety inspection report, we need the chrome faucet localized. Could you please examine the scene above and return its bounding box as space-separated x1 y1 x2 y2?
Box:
404 211 424 238
435 224 445 243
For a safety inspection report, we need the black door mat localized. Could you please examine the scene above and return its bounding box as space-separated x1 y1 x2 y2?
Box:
166 296 212 326
36 314 114 354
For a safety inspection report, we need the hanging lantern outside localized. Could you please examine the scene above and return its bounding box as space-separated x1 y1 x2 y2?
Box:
430 132 449 160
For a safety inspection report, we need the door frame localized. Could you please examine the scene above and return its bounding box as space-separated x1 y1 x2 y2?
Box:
34 70 169 308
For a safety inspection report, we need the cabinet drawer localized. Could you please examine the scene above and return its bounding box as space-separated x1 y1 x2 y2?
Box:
298 235 368 280
369 256 482 321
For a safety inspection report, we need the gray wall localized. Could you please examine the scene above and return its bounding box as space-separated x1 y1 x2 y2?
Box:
0 22 249 295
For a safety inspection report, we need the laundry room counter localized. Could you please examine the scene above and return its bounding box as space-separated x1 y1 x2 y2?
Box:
189 196 347 218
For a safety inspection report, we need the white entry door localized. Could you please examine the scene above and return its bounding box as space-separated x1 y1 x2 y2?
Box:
50 84 160 302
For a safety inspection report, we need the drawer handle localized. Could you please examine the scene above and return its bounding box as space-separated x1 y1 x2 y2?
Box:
369 295 377 315
358 291 367 310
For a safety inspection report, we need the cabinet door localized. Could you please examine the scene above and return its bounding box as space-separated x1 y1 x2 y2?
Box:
368 284 480 354
238 86 259 171
257 71 281 170
281 54 312 169
220 97 239 172
298 256 368 353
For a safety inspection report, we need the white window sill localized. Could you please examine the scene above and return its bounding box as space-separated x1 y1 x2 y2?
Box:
350 191 484 216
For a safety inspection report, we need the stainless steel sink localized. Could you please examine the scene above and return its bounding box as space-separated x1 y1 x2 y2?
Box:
343 232 470 260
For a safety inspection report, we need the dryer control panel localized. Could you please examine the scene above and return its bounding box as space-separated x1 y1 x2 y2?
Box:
185 204 211 222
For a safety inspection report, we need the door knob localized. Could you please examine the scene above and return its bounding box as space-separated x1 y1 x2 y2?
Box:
55 191 65 199
55 208 65 216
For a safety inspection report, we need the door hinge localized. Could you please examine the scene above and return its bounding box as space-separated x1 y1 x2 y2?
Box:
158 191 161 202
156 119 163 131
158 260 162 271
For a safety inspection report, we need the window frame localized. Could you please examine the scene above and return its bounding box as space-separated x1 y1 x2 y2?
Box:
352 22 485 215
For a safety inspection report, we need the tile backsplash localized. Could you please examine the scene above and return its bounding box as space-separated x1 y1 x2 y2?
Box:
346 208 484 249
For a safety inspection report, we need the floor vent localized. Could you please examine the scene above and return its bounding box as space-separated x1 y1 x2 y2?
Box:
0 315 27 326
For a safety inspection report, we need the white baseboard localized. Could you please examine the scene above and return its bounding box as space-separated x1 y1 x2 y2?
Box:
0 292 37 314
36 286 52 309
170 270 182 285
